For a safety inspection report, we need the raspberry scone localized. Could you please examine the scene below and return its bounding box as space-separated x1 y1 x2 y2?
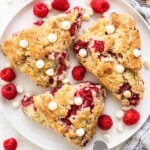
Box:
73 13 144 106
21 82 106 146
1 7 84 88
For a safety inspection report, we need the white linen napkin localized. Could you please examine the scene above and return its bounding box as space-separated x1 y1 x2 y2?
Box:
122 0 150 150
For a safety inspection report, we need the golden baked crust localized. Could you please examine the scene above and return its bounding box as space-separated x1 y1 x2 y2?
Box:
21 82 106 146
73 13 144 106
1 7 84 88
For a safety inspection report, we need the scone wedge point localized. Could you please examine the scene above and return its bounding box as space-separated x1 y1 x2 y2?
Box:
21 82 106 146
73 13 144 106
1 7 84 88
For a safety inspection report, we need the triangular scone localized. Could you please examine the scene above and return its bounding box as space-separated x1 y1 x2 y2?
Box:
73 13 144 106
21 82 106 146
1 7 84 88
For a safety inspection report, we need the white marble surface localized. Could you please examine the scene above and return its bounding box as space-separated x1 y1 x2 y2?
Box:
0 0 124 149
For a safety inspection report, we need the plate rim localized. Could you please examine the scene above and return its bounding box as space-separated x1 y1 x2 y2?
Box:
0 0 150 150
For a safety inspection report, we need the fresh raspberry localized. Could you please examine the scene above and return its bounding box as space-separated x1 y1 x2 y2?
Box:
123 109 140 125
73 40 89 54
92 40 104 52
72 66 86 81
51 0 70 11
118 82 131 94
33 20 44 26
98 114 113 130
33 2 49 18
3 137 17 150
0 67 16 82
1 83 17 100
90 0 110 13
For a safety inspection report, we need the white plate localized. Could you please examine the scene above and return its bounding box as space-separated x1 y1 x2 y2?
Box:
0 0 150 150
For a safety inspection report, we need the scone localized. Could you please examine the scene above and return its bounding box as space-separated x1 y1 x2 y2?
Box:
21 82 106 146
1 7 84 88
73 13 144 106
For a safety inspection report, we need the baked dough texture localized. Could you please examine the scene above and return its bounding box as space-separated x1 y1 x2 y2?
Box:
1 7 84 88
21 82 106 146
73 13 144 106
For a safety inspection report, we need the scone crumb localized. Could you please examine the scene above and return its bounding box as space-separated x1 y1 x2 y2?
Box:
82 13 90 21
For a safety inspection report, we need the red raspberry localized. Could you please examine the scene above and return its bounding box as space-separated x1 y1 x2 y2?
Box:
0 67 16 82
123 109 140 125
51 0 70 11
1 83 17 100
33 20 44 26
90 0 110 13
72 66 86 81
33 2 49 18
98 114 113 130
3 137 17 150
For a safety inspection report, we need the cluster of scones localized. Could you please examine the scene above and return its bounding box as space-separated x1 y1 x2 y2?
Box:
1 6 144 147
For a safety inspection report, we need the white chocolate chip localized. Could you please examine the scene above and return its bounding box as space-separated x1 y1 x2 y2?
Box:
121 106 132 111
74 97 83 106
79 48 88 57
76 128 85 137
36 59 45 69
19 40 28 48
82 13 90 21
12 100 20 109
86 8 94 16
117 122 125 133
116 110 124 119
103 134 111 142
62 78 69 84
16 85 24 93
143 60 150 70
123 90 131 98
48 101 57 111
61 21 71 30
45 68 54 76
24 92 33 98
47 33 57 43
116 64 125 73
133 48 141 57
44 2 52 10
106 25 115 34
